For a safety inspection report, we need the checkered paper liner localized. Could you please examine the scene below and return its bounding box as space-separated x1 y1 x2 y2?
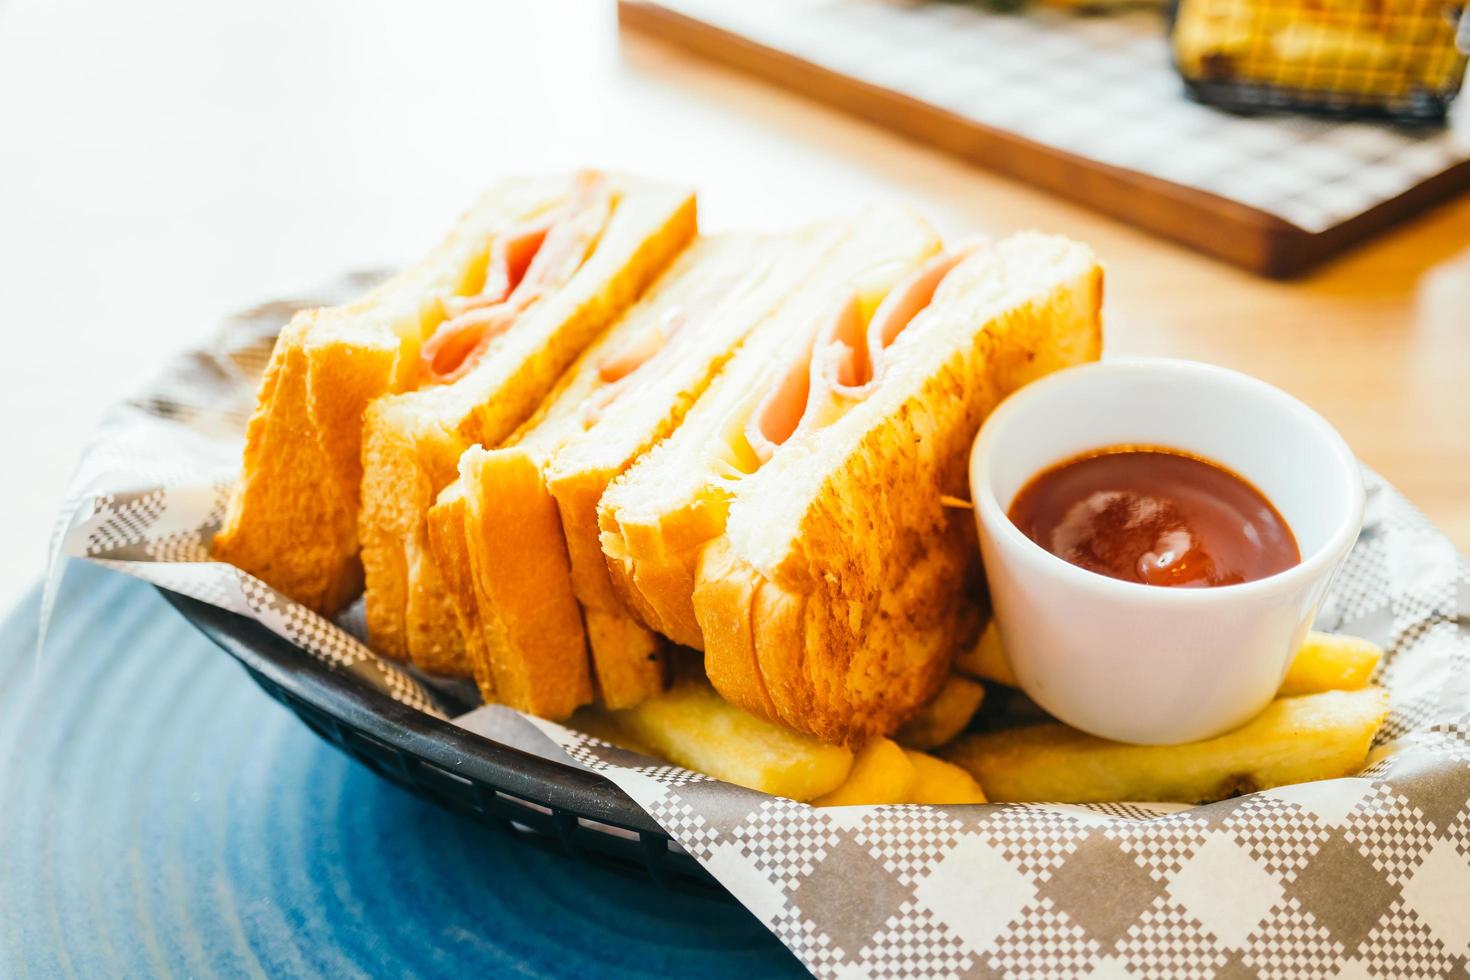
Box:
47 277 1470 979
643 0 1470 234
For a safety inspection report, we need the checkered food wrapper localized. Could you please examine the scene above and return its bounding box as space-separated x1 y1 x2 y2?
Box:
49 277 1470 978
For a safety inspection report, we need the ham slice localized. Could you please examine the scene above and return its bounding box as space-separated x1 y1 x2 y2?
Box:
744 238 987 465
442 221 552 318
582 307 688 427
597 307 688 385
580 262 758 428
423 303 523 379
422 172 615 383
743 325 819 464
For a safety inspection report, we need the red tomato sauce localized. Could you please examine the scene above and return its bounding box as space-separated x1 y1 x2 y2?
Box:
1007 447 1300 588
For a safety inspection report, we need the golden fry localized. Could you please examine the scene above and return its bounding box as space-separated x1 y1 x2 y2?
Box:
943 687 1388 804
1279 633 1382 696
814 738 916 807
958 625 1381 696
603 677 854 801
953 620 1016 687
568 708 658 757
895 675 986 750
905 750 987 804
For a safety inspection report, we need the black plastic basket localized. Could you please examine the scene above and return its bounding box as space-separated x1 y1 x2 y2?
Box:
160 589 732 899
1168 0 1470 122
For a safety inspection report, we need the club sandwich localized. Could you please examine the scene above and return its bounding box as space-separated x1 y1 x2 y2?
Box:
354 173 696 673
215 171 694 631
428 207 943 716
600 232 1104 744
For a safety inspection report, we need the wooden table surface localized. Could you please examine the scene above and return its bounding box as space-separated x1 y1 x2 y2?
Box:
1 0 1466 614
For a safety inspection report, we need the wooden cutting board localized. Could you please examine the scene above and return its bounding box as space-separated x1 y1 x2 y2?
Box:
619 0 1470 277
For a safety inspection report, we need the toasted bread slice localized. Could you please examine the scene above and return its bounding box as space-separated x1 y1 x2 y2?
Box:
521 231 806 708
607 233 1103 745
432 211 939 711
600 213 947 649
360 175 696 673
706 234 1103 744
213 176 578 612
461 446 592 716
423 480 497 700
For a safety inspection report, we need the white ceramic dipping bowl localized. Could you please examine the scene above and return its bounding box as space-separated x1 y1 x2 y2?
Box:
969 358 1365 745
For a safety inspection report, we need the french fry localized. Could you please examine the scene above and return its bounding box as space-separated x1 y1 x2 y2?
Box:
603 677 854 801
905 750 987 804
568 709 658 757
1279 633 1382 696
895 675 987 750
954 620 1016 687
943 687 1388 804
957 624 1382 697
813 738 916 807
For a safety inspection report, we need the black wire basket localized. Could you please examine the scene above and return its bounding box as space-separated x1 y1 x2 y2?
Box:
1168 0 1470 121
160 588 733 900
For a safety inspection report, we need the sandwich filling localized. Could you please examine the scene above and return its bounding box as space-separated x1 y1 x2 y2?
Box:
579 264 760 429
421 172 617 383
744 239 987 466
582 305 688 428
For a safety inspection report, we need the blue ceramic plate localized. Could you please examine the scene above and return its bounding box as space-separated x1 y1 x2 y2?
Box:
0 562 803 977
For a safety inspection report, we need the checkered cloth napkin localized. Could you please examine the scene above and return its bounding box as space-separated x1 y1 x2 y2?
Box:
645 0 1470 235
48 278 1470 978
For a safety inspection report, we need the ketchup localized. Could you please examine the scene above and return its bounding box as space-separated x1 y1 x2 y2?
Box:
1007 447 1299 588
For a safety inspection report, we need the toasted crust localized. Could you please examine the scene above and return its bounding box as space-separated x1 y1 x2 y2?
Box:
601 495 705 653
583 607 667 708
457 447 592 718
424 485 496 699
697 234 1105 745
360 395 465 659
403 522 469 675
551 470 668 707
359 177 697 673
603 489 729 649
701 522 974 746
694 537 777 719
214 177 571 612
214 318 368 612
435 445 658 711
